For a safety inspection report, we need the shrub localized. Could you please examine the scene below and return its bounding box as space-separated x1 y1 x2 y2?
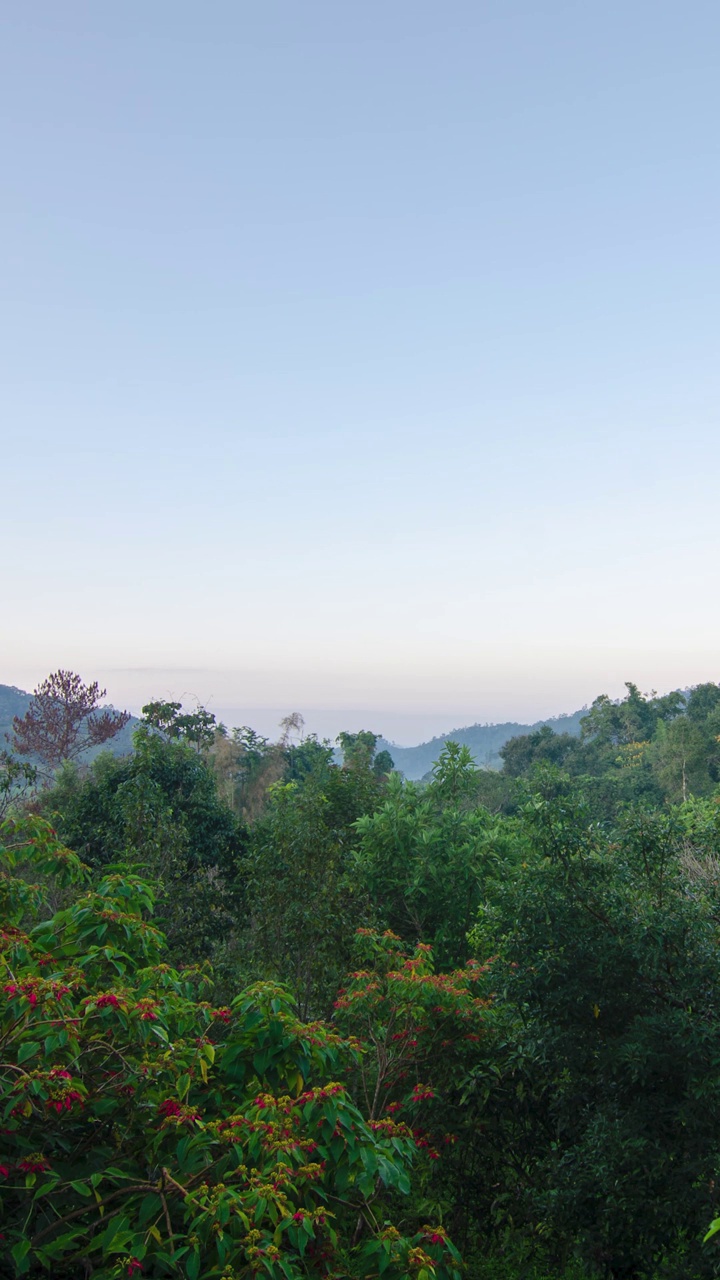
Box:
0 817 461 1279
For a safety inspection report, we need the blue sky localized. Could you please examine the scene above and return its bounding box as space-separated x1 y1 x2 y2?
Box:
3 2 719 743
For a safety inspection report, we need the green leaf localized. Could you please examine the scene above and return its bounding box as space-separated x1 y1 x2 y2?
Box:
70 1180 93 1197
17 1041 42 1064
138 1192 160 1225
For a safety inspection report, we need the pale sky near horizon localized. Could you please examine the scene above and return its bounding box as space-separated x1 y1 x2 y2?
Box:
2 2 720 745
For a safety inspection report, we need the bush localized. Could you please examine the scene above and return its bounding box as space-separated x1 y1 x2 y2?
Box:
0 817 461 1279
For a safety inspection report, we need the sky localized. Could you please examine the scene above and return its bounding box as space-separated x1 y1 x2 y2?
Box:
2 2 719 745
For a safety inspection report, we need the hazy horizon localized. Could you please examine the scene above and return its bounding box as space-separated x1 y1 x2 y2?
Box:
2 662 714 748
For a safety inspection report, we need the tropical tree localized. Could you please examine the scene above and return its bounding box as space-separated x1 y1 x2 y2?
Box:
141 700 217 752
353 744 506 969
242 758 385 1019
39 727 245 964
470 782 720 1276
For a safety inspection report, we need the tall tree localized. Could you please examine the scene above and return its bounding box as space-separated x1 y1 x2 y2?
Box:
11 670 130 772
141 699 217 751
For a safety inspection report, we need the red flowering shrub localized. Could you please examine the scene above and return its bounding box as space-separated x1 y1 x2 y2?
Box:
0 817 461 1279
332 929 491 1175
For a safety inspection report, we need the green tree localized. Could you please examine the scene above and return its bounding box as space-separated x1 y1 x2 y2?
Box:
0 751 37 821
242 757 387 1018
580 682 684 751
141 699 217 752
500 725 581 777
354 744 507 969
651 715 712 801
470 784 720 1277
686 682 720 724
337 730 394 778
40 727 245 963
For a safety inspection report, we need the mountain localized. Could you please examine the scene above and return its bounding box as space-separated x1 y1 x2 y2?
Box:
378 708 587 781
0 683 139 763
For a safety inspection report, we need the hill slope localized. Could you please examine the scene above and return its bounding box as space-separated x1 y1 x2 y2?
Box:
379 708 587 780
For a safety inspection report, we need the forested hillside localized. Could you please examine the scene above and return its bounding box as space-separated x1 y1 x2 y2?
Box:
380 708 587 779
4 674 720 1279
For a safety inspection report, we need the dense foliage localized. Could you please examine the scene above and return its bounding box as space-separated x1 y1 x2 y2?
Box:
5 673 720 1278
0 817 461 1280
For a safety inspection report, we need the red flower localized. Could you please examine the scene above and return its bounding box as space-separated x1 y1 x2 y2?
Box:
134 1000 158 1021
96 993 122 1009
211 1006 231 1022
127 1260 143 1277
49 1068 71 1081
158 1099 182 1118
47 1090 83 1114
0 1165 9 1178
18 1155 50 1174
157 1098 199 1124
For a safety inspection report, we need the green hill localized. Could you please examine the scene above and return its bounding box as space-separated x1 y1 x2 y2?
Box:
378 708 587 780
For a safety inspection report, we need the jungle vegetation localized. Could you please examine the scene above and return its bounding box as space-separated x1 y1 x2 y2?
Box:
3 673 720 1279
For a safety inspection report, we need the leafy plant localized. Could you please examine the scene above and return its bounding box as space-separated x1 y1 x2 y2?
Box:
0 816 461 1279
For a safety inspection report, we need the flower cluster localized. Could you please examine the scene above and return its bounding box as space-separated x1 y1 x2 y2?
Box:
134 998 159 1021
94 992 124 1009
157 1098 200 1124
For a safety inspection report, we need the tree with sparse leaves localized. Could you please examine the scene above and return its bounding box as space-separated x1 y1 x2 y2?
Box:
11 671 130 773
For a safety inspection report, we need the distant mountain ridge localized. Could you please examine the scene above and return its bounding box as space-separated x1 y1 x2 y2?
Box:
1 680 588 779
378 708 587 781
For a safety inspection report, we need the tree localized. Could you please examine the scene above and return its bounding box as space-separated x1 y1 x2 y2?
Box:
11 671 130 772
141 700 217 752
651 715 712 802
0 816 461 1280
469 785 720 1276
500 725 580 778
354 744 506 969
0 751 37 821
39 727 245 964
337 731 394 778
686 682 720 724
334 929 491 1250
580 682 684 750
242 760 383 1019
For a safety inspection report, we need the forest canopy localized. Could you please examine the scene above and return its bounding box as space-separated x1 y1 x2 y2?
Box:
3 674 720 1279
